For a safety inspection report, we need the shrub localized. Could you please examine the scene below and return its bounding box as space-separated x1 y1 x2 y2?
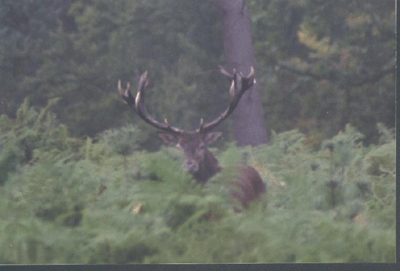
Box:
0 102 395 263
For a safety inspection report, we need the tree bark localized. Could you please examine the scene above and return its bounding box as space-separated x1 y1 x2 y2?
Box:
218 0 268 146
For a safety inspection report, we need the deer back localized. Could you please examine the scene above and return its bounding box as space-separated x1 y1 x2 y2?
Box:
228 164 266 210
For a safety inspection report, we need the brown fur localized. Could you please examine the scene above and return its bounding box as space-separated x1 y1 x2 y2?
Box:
158 131 266 209
229 164 266 209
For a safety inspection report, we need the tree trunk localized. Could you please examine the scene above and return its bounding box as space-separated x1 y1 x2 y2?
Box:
218 0 268 146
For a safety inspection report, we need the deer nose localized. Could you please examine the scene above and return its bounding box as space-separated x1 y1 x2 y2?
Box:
184 159 199 173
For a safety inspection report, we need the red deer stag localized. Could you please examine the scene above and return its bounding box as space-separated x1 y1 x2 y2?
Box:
118 66 266 210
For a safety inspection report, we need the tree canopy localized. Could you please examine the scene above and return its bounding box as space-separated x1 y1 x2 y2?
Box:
0 0 395 146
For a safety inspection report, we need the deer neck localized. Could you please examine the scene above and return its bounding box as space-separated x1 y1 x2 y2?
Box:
193 149 221 184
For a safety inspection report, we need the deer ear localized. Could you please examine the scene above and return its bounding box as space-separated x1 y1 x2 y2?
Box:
157 132 179 147
204 132 223 145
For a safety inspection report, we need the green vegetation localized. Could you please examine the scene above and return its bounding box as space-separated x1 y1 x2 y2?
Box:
1 0 394 145
0 101 395 263
0 0 395 264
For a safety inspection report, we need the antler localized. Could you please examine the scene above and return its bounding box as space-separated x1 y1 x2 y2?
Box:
118 71 183 135
198 66 256 133
118 66 255 134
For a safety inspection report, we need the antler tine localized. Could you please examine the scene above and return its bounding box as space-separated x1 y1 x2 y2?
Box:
218 65 235 81
118 72 183 135
198 66 256 133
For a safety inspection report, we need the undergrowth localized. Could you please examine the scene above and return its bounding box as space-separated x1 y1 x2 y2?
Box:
0 99 395 263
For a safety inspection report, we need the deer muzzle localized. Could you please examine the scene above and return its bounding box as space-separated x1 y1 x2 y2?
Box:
184 159 199 173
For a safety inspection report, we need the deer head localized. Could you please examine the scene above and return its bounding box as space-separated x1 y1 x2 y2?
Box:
118 66 256 184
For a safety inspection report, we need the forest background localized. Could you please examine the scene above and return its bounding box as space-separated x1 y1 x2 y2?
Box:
0 0 396 264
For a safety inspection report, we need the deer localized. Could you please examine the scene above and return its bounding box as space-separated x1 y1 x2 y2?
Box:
118 66 266 210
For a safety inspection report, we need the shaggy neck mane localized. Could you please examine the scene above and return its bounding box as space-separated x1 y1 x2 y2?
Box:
193 149 221 184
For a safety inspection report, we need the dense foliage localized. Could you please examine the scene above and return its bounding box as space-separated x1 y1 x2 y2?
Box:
0 0 395 145
0 0 395 264
0 100 395 263
248 0 395 144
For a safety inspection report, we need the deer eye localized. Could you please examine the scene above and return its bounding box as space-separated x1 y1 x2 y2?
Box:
199 144 206 150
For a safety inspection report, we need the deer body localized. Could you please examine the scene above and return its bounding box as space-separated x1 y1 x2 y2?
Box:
118 66 266 209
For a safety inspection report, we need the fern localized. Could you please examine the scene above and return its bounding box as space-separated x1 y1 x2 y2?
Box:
0 103 395 263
